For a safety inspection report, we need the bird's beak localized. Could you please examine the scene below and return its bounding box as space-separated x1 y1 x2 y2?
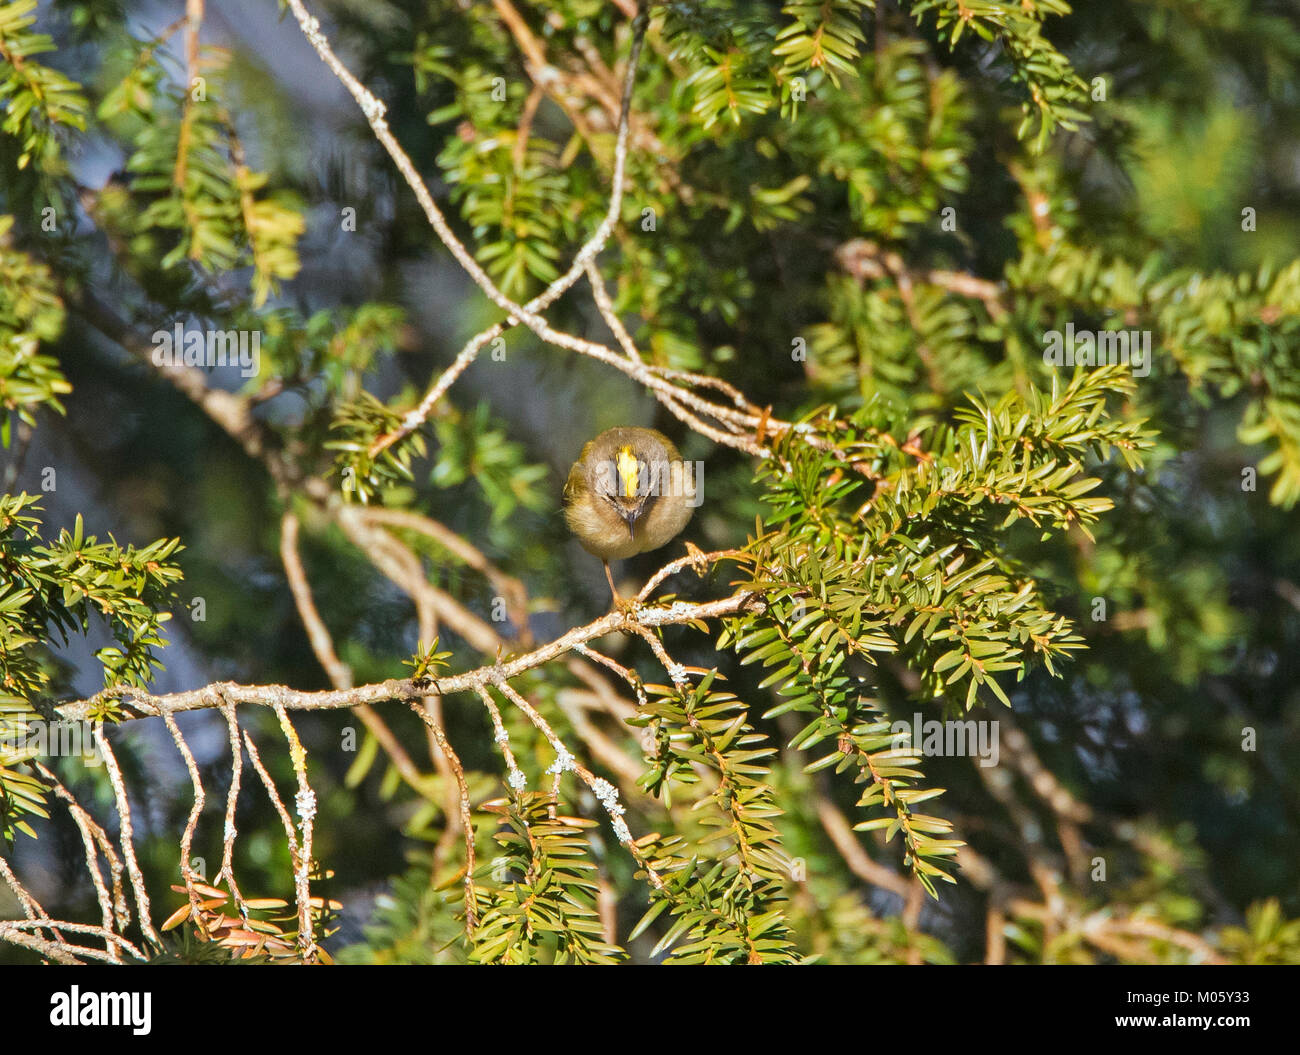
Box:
621 505 642 538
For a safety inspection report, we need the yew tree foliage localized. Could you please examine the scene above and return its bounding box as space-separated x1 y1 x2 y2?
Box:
0 0 1298 964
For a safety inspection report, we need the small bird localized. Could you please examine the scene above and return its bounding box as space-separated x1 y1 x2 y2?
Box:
563 426 696 607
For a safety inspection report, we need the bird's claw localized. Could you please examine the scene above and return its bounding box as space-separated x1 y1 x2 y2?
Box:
685 540 710 578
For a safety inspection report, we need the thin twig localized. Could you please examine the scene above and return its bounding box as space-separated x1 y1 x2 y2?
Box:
217 704 249 918
408 703 478 932
0 854 46 924
358 506 530 643
492 680 661 888
92 727 160 946
272 704 318 961
161 712 206 925
34 763 121 959
242 730 299 860
281 511 353 689
0 919 145 961
477 686 526 794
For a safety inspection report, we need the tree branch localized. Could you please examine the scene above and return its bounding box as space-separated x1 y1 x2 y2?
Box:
56 590 765 724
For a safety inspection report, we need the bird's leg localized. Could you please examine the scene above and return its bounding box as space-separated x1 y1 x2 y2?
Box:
603 560 639 615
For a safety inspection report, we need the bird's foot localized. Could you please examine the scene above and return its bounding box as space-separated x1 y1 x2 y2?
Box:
685 540 710 578
611 593 641 618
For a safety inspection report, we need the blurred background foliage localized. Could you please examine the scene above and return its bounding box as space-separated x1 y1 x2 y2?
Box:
1 0 1298 963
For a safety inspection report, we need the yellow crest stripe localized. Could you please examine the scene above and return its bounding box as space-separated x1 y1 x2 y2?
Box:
616 446 639 498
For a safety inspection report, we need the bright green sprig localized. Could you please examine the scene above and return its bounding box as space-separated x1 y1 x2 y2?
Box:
468 793 625 964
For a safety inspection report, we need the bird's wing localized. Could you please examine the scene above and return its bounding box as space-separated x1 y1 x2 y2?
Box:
562 446 591 508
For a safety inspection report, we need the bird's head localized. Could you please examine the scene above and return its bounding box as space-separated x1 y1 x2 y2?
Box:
604 444 649 537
